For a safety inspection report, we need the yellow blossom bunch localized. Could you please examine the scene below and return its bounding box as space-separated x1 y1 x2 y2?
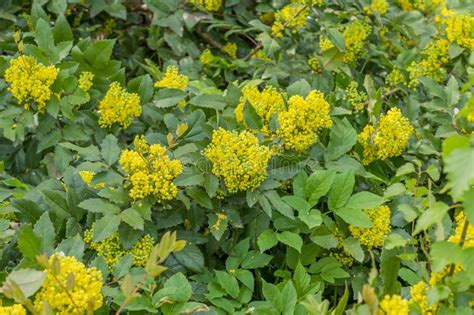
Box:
78 71 94 92
410 281 438 315
308 56 322 73
407 39 450 88
320 20 372 63
291 0 324 6
84 225 154 268
251 50 272 62
271 4 309 38
345 81 367 113
385 68 405 88
223 42 237 58
366 0 389 15
98 82 141 128
188 0 222 12
0 304 26 315
79 170 95 186
437 11 474 49
203 128 272 193
349 205 391 248
332 228 354 266
34 254 103 314
277 90 332 152
448 212 474 248
234 85 285 134
200 49 214 64
119 136 183 201
358 108 414 164
154 66 189 91
4 55 59 112
395 0 442 12
379 295 409 315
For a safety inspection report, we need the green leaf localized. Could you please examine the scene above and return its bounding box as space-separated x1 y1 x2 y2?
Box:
6 269 46 298
257 229 278 252
37 129 61 153
381 248 401 295
430 241 463 272
281 280 297 315
93 215 121 242
287 79 311 97
282 196 311 213
41 189 70 218
277 231 303 253
241 251 272 269
174 244 204 272
265 190 295 219
215 270 240 299
53 14 73 42
345 192 383 210
342 238 364 262
328 171 355 210
327 28 345 51
153 272 192 305
189 94 227 110
262 281 282 312
113 254 133 279
154 89 187 108
332 284 349 315
18 225 41 260
56 234 84 259
299 209 322 229
84 39 116 69
101 134 120 165
444 147 474 201
335 207 372 228
33 212 55 254
243 101 263 130
120 208 144 230
305 170 336 205
325 118 357 161
35 18 56 57
78 198 121 215
414 202 449 235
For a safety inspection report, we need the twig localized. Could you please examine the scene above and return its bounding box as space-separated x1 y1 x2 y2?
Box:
448 216 469 276
242 4 309 61
195 27 224 50
115 274 148 315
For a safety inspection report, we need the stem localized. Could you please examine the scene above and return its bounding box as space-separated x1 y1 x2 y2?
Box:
448 216 469 276
115 274 148 315
195 27 224 50
242 4 309 61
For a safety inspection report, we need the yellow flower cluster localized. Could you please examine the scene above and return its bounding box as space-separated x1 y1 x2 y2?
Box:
4 55 59 112
385 68 405 88
410 281 438 315
349 205 391 248
98 82 141 128
84 225 154 268
79 170 95 186
119 136 183 201
34 254 103 314
234 85 285 134
252 50 272 62
407 39 449 88
448 212 474 248
277 90 332 152
345 81 367 113
200 49 214 64
308 56 322 73
366 0 389 15
395 0 442 11
0 304 26 315
78 71 94 92
271 4 309 38
188 0 222 12
154 66 189 91
358 108 414 164
223 43 237 58
379 295 409 315
320 20 371 63
204 128 271 193
437 11 474 49
332 228 354 266
291 0 324 6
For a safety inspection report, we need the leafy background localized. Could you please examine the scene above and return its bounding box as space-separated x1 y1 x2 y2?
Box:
0 0 473 314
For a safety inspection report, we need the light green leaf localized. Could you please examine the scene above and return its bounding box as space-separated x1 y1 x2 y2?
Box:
277 231 303 253
328 171 355 210
78 198 121 215
101 134 120 165
120 208 144 230
257 229 278 252
93 215 121 242
345 192 383 210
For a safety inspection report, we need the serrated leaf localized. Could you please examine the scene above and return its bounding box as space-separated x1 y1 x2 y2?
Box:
101 134 120 165
328 171 355 210
78 198 121 215
120 208 144 230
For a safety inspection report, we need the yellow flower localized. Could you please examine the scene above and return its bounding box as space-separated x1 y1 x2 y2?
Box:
320 20 371 63
368 0 389 15
358 108 413 164
200 49 214 64
349 205 391 248
345 81 367 113
410 281 438 315
119 136 183 201
308 56 322 73
234 85 285 134
4 55 58 112
448 212 474 248
407 39 449 88
85 225 154 268
379 295 409 315
277 90 332 152
223 43 237 58
291 0 324 5
0 304 26 315
271 4 309 37
204 128 271 193
385 68 405 88
188 0 222 12
251 50 272 62
438 12 474 49
154 66 189 91
395 0 442 11
98 82 141 129
332 228 354 266
78 71 94 92
79 171 95 186
34 254 103 315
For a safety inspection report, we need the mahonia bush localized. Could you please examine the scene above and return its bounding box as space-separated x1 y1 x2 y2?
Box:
98 82 141 128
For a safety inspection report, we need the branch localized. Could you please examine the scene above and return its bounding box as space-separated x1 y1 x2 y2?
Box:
195 27 224 50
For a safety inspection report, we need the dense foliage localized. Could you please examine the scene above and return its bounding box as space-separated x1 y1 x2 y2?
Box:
0 0 473 314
